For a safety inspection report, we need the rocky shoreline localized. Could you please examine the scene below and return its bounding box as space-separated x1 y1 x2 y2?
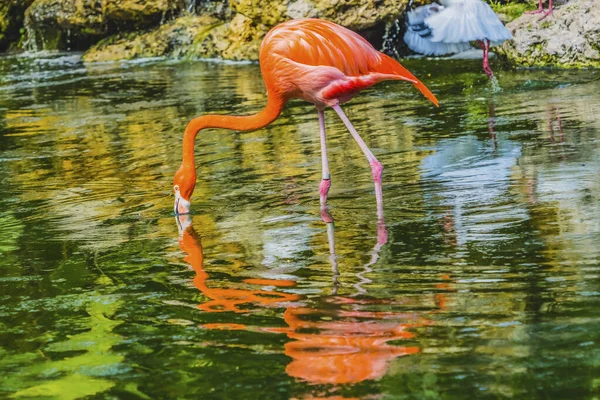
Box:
499 0 600 68
1 0 598 68
2 0 408 61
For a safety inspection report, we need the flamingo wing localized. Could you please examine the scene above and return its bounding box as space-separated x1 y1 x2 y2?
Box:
261 19 438 107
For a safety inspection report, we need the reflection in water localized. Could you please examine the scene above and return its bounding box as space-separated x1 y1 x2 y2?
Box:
2 54 600 399
421 119 524 247
280 303 421 385
547 105 564 145
177 214 445 388
488 100 497 147
177 214 301 317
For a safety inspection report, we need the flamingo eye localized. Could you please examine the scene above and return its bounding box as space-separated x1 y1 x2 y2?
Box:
174 184 180 192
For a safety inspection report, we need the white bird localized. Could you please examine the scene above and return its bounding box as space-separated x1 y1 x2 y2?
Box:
404 0 512 78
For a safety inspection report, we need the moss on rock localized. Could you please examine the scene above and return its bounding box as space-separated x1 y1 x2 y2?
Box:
497 0 600 68
82 15 223 62
220 0 409 59
0 0 34 51
24 0 184 51
83 0 411 62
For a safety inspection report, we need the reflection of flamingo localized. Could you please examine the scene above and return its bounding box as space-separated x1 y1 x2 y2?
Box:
282 211 425 385
278 304 421 384
177 215 300 319
173 19 438 228
320 208 388 293
175 214 431 387
266 213 453 386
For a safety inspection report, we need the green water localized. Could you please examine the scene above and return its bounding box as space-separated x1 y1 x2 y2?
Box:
0 52 599 399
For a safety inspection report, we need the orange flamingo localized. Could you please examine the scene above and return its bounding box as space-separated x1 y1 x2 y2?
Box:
173 19 438 223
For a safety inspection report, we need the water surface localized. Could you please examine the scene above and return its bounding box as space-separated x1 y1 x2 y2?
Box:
1 53 599 399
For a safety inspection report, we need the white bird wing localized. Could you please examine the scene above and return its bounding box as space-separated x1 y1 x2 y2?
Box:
404 30 471 56
425 0 512 43
404 4 471 56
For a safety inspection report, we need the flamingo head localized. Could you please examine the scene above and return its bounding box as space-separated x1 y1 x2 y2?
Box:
173 163 196 215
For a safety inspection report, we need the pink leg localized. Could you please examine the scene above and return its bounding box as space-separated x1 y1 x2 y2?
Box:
526 0 544 14
480 40 494 79
539 0 553 20
332 104 386 243
317 109 332 209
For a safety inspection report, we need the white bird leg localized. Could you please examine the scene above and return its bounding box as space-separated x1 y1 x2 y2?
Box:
332 104 387 244
478 40 494 79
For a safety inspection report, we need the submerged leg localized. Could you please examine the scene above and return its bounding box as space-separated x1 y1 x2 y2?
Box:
320 208 339 293
332 104 385 227
317 109 332 209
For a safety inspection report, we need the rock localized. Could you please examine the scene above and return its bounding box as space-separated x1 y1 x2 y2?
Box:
104 0 183 24
222 0 408 59
82 15 224 62
0 0 35 51
83 0 410 62
220 0 411 60
498 0 600 68
231 0 404 31
23 0 184 51
213 13 265 61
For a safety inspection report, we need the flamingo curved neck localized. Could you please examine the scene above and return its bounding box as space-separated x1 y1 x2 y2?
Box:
181 93 286 166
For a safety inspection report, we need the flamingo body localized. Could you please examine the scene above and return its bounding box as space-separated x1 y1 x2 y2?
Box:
173 18 438 217
261 19 438 108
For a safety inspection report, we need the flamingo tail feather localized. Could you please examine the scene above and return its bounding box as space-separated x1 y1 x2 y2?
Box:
377 54 439 107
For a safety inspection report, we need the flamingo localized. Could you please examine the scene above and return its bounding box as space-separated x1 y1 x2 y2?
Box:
173 18 438 224
404 0 512 78
525 0 553 20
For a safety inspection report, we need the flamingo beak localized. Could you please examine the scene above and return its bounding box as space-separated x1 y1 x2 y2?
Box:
174 190 191 215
